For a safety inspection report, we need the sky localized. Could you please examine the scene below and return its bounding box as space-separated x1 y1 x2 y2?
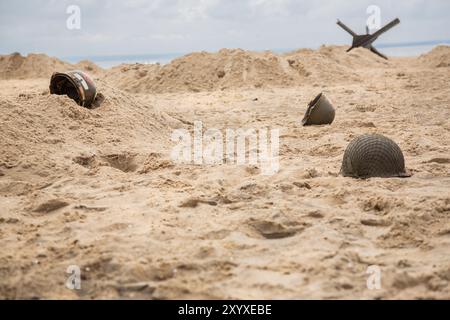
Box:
1 0 449 59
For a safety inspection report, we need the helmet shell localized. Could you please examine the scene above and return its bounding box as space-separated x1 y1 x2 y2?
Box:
341 134 411 179
302 93 336 126
50 70 97 108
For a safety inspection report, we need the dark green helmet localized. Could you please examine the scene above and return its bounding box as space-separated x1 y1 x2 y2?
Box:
302 93 336 126
341 134 411 179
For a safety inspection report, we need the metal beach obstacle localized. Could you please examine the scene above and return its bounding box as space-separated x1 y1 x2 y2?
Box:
337 18 400 60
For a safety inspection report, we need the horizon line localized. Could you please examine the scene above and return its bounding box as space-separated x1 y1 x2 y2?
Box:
62 39 450 61
2 40 448 62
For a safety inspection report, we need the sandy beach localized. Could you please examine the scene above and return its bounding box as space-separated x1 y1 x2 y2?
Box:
0 45 449 299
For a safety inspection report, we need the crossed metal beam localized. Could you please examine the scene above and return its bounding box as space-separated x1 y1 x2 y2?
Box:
337 18 400 59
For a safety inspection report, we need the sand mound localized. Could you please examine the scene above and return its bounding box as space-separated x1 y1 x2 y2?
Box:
1 47 390 91
107 46 389 94
0 80 174 180
0 53 103 79
283 45 387 83
105 63 161 92
107 49 296 93
419 45 450 68
74 60 104 75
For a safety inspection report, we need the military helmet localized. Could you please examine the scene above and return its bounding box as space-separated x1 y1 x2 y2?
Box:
50 70 97 108
341 134 411 179
302 93 336 126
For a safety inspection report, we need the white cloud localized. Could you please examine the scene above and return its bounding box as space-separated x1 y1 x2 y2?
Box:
177 0 220 21
249 0 291 17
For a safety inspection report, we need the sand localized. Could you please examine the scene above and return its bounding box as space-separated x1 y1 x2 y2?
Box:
0 46 449 299
105 46 384 93
0 53 104 80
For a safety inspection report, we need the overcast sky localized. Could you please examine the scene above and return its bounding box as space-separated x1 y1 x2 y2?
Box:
1 0 449 58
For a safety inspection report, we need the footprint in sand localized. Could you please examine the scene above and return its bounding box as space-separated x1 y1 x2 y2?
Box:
73 152 139 173
248 219 300 240
425 158 450 164
33 199 69 213
100 153 138 173
179 198 218 208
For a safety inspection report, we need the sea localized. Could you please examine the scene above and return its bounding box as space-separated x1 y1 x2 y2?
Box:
63 41 450 69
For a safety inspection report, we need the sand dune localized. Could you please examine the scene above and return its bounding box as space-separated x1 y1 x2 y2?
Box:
419 45 450 68
105 46 390 93
0 53 104 80
0 45 392 90
1 80 176 181
0 46 449 299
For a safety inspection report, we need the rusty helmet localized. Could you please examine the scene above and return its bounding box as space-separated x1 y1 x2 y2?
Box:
341 134 411 179
49 70 97 108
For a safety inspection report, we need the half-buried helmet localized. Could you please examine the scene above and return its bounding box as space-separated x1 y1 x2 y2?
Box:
49 70 97 108
341 134 411 179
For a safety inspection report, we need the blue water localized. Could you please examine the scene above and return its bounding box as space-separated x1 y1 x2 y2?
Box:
63 40 450 68
378 39 450 57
